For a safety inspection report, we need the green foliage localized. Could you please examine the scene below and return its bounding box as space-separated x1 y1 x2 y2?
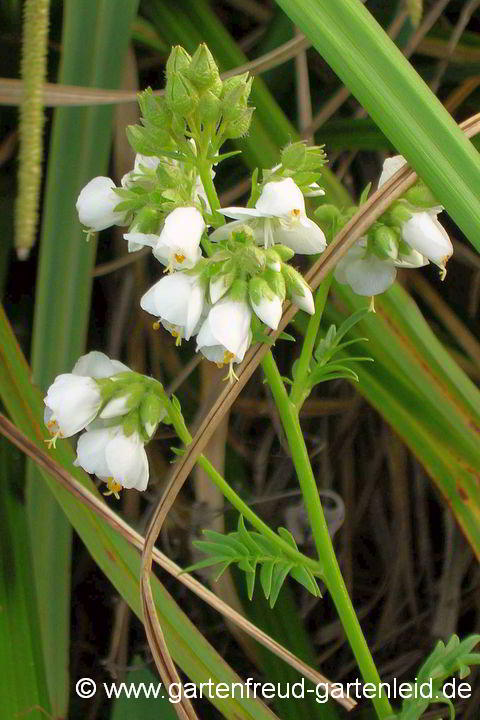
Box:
188 516 322 607
390 634 480 720
294 307 373 388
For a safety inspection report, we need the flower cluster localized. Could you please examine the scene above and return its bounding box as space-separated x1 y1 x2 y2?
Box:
44 352 168 495
316 155 453 296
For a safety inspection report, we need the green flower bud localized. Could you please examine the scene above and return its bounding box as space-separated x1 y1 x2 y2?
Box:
265 267 286 301
140 392 166 439
302 144 327 171
314 203 341 225
221 72 250 99
224 107 254 139
166 72 198 116
165 46 192 78
186 43 221 91
229 277 248 302
372 225 398 260
126 124 170 156
403 182 438 209
249 276 273 305
387 202 413 227
265 248 282 271
197 90 222 124
241 245 266 275
281 142 307 170
137 89 172 128
272 244 295 262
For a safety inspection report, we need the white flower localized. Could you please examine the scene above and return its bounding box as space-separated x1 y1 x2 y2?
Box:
44 374 102 439
76 177 126 232
75 426 149 493
140 271 205 342
196 296 252 379
248 277 282 330
124 206 205 271
334 239 428 296
291 283 315 315
378 155 407 189
401 211 452 275
210 178 326 254
121 154 160 188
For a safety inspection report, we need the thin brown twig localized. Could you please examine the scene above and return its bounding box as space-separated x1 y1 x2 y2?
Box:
137 114 480 711
0 413 356 711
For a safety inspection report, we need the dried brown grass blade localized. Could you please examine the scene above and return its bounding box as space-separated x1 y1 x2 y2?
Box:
0 414 356 711
0 35 310 107
138 115 480 709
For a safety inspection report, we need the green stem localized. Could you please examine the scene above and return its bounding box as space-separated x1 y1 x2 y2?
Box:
198 159 225 232
290 273 332 408
164 395 319 572
262 351 393 720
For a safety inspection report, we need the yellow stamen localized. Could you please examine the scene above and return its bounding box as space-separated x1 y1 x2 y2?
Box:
103 478 123 500
439 264 447 281
369 296 376 313
174 253 186 264
44 431 62 449
171 327 182 346
290 208 301 219
223 360 239 383
152 321 161 331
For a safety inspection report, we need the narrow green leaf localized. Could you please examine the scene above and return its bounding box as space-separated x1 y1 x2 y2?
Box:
269 562 293 608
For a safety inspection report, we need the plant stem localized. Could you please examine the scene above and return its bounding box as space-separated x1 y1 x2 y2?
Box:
262 350 393 720
164 395 319 572
290 273 332 408
198 159 225 235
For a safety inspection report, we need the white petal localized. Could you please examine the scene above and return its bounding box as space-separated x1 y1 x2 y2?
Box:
304 182 325 198
251 294 282 330
185 282 205 340
401 212 452 267
394 247 428 268
378 155 407 188
210 273 233 304
75 427 114 478
334 243 366 285
105 433 149 490
76 177 126 232
255 178 306 217
141 273 191 322
273 217 326 254
134 154 160 173
218 207 264 220
208 299 252 355
124 232 159 253
72 351 130 378
292 285 315 315
45 375 101 436
345 256 397 296
209 220 249 243
99 395 130 419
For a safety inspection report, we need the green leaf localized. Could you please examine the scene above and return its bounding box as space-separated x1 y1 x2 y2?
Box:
269 562 293 609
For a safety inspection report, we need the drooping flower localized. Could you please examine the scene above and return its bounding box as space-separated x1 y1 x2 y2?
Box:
334 239 427 296
379 155 452 276
75 426 149 494
124 206 205 271
76 177 127 232
43 352 132 445
210 178 326 254
140 271 205 343
196 286 252 380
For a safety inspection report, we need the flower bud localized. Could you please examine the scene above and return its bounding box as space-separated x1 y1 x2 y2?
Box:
186 44 221 91
166 72 198 116
403 182 438 209
314 203 341 226
131 206 161 235
224 107 254 139
371 225 398 260
265 248 282 272
197 90 222 124
241 245 266 275
166 46 192 78
140 392 166 439
100 382 145 420
272 244 295 262
138 89 172 128
265 267 286 301
249 276 283 330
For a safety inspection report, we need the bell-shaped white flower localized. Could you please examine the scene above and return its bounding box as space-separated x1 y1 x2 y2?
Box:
125 206 205 271
76 177 126 232
75 426 149 493
401 211 452 276
44 374 102 439
334 242 397 296
140 271 205 343
211 178 326 254
196 293 252 379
